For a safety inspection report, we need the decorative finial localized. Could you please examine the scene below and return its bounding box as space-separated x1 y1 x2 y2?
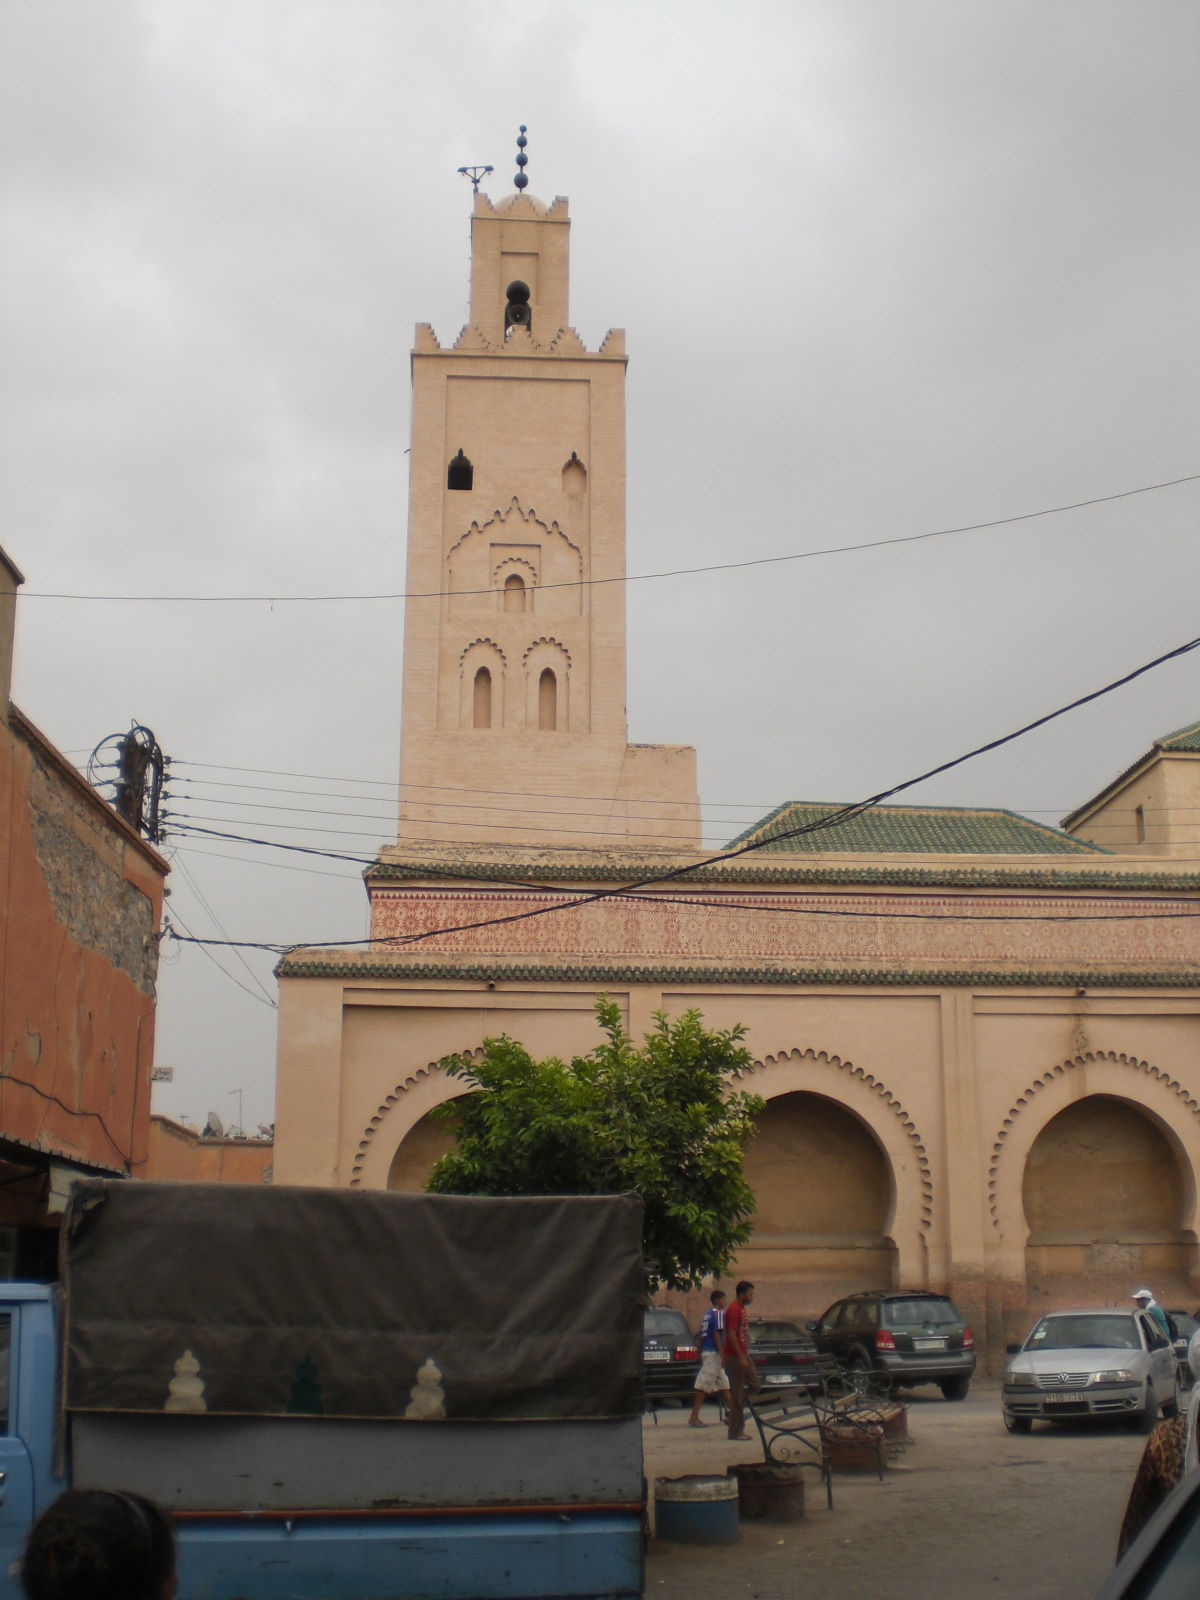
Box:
514 125 529 190
457 164 493 194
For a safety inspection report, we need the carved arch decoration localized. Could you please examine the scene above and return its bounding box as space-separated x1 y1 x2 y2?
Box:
446 498 582 565
447 499 582 620
522 636 573 670
732 1049 933 1253
458 638 506 729
987 1051 1200 1237
492 555 539 588
349 1049 486 1190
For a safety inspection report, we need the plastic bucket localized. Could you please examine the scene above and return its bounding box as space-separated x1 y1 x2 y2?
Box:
653 1474 740 1544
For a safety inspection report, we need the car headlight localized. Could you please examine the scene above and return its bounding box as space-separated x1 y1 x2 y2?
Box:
1005 1371 1036 1387
1089 1369 1136 1385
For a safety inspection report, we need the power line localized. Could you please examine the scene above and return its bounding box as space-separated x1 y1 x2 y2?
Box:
22 473 1199 603
161 630 1200 953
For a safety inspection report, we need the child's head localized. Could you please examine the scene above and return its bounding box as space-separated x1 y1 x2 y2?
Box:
21 1489 176 1600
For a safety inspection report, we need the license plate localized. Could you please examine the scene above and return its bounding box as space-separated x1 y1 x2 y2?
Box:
644 1350 671 1362
1044 1392 1086 1404
765 1373 796 1385
912 1338 947 1350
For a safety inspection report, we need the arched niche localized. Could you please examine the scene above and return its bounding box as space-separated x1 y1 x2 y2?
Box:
387 1103 464 1192
458 640 505 730
1022 1094 1197 1306
523 639 572 731
562 452 586 496
730 1050 931 1309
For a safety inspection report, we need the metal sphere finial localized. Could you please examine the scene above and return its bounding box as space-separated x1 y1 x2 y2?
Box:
514 124 529 190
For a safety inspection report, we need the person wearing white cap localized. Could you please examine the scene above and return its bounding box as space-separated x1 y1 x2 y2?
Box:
1132 1289 1172 1342
1118 1328 1200 1555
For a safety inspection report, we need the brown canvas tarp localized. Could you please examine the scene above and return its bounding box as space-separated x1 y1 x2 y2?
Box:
62 1181 646 1421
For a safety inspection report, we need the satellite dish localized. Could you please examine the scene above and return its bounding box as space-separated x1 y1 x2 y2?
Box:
203 1112 224 1138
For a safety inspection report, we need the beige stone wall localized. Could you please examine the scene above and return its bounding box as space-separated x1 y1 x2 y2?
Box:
1065 752 1200 858
274 917 1200 1366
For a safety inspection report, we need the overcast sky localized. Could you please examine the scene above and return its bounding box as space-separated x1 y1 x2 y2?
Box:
1 0 1196 1134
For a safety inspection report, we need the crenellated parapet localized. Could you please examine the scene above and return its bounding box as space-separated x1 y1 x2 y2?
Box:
416 321 625 357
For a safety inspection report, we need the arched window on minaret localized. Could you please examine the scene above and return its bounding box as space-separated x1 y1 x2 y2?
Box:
562 452 586 496
473 667 492 729
538 669 557 731
448 450 473 491
503 573 527 613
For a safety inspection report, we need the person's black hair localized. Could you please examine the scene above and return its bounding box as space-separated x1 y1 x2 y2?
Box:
709 1289 726 1303
735 1279 754 1297
21 1488 176 1600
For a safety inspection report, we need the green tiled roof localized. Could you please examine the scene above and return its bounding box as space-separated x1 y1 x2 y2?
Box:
1157 719 1200 753
726 802 1105 855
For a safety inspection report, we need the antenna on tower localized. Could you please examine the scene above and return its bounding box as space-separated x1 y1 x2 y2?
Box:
457 164 493 194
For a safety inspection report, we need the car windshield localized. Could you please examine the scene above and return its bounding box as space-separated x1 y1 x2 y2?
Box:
1026 1314 1139 1351
884 1298 959 1327
644 1310 686 1336
751 1321 804 1342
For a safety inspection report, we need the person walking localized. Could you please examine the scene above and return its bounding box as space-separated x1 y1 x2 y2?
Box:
688 1289 730 1427
1118 1327 1200 1556
723 1280 759 1442
1133 1288 1173 1341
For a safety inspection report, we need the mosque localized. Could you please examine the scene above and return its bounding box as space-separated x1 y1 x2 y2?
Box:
273 153 1200 1355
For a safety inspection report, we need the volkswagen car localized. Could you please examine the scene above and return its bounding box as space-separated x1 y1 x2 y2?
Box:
1002 1307 1179 1433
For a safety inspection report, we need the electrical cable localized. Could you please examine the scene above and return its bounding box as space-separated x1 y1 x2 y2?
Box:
0 1073 130 1168
21 473 1199 603
159 630 1200 952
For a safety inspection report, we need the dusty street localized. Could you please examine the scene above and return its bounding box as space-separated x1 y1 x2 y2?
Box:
642 1379 1149 1599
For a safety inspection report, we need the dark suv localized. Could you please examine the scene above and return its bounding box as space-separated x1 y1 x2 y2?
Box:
809 1291 976 1399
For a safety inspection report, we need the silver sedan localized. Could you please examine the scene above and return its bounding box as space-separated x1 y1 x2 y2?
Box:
1002 1308 1180 1434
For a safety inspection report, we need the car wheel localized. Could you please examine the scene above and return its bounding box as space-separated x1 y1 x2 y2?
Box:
940 1376 970 1401
1126 1385 1159 1434
1003 1411 1032 1434
1163 1378 1183 1420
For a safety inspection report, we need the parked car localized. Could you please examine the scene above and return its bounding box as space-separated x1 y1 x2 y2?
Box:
1164 1308 1199 1387
748 1318 823 1391
642 1307 699 1404
1002 1307 1180 1434
808 1290 976 1399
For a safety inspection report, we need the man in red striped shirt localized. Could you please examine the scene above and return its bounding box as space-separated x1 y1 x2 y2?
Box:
722 1280 759 1441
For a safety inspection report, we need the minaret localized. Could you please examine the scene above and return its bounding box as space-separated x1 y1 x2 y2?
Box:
392 134 699 853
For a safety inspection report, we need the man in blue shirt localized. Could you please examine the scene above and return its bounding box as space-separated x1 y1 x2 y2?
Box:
688 1289 730 1427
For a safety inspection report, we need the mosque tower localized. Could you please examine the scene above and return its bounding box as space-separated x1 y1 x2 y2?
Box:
390 134 700 855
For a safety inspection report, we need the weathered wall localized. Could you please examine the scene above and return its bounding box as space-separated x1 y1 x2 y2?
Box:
147 1116 272 1183
0 709 166 1190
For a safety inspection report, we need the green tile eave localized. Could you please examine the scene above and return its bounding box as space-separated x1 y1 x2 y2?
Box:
725 802 1104 855
1157 719 1200 752
274 954 1200 989
365 855 1200 892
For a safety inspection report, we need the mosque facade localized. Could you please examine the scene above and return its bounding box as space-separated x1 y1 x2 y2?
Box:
274 177 1200 1358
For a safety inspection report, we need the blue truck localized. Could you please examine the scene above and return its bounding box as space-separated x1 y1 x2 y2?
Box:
0 1182 646 1599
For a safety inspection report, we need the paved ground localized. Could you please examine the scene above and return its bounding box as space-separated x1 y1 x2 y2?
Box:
641 1380 1148 1599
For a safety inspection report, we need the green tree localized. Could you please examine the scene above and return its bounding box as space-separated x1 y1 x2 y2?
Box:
427 998 764 1290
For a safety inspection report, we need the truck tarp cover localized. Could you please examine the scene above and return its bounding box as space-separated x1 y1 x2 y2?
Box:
63 1181 646 1421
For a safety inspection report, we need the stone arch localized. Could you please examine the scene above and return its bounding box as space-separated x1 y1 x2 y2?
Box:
349 1050 484 1190
988 1051 1200 1237
733 1049 932 1297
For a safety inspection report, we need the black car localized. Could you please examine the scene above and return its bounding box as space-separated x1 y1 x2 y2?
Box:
1164 1308 1198 1386
749 1318 823 1392
642 1307 699 1403
809 1290 976 1399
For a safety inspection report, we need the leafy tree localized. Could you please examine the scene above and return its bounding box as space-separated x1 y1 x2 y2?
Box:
427 998 764 1290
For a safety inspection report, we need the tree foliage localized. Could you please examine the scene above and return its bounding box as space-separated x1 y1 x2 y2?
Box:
426 998 764 1290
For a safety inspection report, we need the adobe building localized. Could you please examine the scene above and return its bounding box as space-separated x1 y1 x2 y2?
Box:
274 170 1200 1358
148 1114 273 1185
0 548 168 1275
